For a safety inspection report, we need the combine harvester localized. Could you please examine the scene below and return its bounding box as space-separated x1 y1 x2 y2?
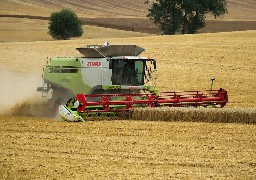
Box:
37 43 228 122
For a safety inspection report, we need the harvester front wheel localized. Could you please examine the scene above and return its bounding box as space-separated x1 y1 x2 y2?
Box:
53 97 64 116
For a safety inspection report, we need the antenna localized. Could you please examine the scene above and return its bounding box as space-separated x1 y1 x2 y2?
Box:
210 77 215 91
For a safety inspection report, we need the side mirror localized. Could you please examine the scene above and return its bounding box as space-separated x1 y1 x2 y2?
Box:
153 61 156 69
109 60 113 69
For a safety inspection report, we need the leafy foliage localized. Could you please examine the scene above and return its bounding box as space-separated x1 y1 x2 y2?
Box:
145 0 227 35
48 9 83 40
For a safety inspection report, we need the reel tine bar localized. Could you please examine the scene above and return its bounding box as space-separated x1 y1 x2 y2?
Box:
75 88 228 113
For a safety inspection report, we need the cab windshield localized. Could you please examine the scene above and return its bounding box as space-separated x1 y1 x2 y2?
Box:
112 60 145 86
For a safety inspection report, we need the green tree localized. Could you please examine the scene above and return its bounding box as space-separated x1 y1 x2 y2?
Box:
145 0 183 35
145 0 227 35
48 9 83 40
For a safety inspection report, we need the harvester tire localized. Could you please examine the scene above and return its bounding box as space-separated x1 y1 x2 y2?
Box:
53 97 64 116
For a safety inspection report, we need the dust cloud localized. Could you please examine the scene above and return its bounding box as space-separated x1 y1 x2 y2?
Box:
0 70 52 117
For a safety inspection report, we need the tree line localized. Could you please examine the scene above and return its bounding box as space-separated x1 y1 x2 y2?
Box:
145 0 227 35
48 1 227 40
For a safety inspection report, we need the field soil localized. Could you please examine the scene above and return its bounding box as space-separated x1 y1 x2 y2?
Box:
0 0 256 39
1 0 256 20
1 116 255 179
0 17 152 42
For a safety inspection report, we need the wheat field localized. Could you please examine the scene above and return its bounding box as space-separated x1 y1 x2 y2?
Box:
133 107 256 123
0 0 256 179
1 31 255 107
0 30 255 179
1 115 256 179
